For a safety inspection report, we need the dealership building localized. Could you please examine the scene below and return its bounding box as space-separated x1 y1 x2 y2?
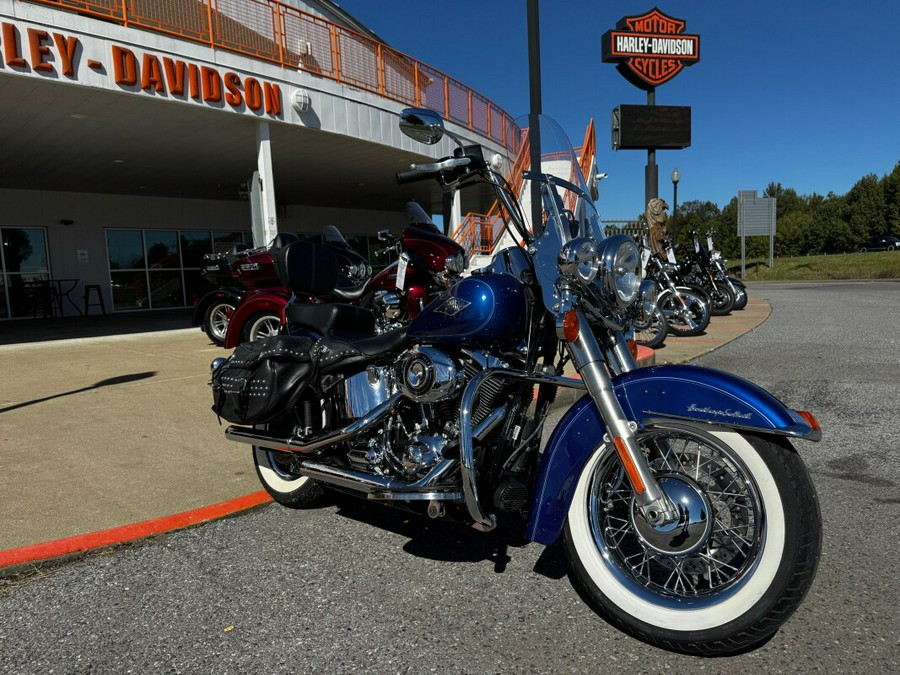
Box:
0 0 519 319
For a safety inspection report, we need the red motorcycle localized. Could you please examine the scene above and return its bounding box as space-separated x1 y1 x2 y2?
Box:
360 202 467 329
221 204 466 349
221 227 370 349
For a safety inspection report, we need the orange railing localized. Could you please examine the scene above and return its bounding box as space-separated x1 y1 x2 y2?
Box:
451 128 532 256
26 0 519 151
452 119 596 258
564 118 595 213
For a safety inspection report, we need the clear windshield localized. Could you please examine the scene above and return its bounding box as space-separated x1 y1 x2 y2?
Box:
501 115 606 311
322 225 348 246
509 114 605 244
404 201 440 233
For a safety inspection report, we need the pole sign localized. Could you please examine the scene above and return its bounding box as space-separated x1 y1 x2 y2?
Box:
602 8 700 90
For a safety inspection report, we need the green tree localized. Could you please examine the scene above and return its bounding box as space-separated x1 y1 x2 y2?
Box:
672 200 720 250
775 210 811 257
881 162 900 234
764 182 806 221
809 193 854 253
845 174 885 242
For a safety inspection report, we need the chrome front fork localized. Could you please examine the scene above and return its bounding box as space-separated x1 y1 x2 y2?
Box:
560 308 677 527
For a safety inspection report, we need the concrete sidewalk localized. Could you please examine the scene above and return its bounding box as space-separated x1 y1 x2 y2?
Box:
0 295 769 554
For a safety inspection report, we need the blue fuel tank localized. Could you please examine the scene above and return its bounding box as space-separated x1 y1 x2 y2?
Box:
408 274 528 350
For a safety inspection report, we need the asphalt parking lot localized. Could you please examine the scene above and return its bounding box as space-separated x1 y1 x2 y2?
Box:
2 283 898 673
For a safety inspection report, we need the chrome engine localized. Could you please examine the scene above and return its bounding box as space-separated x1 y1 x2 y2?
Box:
340 348 506 481
396 346 462 403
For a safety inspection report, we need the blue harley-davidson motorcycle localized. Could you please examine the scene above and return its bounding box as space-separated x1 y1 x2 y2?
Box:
210 109 821 656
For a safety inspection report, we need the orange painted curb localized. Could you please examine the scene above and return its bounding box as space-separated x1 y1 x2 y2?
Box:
0 490 272 570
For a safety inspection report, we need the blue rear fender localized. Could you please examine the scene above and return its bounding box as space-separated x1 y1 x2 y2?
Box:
525 363 820 545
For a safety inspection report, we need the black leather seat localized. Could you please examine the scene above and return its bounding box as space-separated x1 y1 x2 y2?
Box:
317 327 409 375
285 303 376 335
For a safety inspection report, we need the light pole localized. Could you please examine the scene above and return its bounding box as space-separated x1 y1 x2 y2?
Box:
670 167 681 243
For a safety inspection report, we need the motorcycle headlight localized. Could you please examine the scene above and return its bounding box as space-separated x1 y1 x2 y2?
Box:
639 279 658 315
558 238 599 284
596 235 641 308
445 252 467 275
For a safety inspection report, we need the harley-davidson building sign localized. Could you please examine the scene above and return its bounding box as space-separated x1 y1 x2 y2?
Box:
602 7 700 89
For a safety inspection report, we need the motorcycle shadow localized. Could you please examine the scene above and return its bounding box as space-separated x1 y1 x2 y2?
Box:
329 492 568 579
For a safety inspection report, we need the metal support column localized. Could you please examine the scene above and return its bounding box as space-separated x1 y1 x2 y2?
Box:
527 0 543 235
256 121 278 246
644 89 658 208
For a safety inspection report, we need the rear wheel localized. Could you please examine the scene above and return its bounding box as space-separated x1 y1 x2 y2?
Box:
563 423 821 655
253 446 327 508
202 300 234 346
242 311 281 343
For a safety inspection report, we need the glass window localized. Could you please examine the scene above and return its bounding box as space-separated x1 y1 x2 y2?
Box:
1 227 50 318
103 228 248 312
107 230 145 269
213 231 251 254
181 231 212 267
110 271 148 309
149 270 184 307
145 230 179 269
2 228 48 276
345 235 369 262
0 274 7 319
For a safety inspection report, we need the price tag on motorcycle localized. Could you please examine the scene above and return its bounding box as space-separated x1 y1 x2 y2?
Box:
667 247 677 264
396 254 408 290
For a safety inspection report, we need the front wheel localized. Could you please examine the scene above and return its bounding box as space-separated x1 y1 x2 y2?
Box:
709 282 736 316
729 279 748 310
660 288 710 337
563 423 821 655
633 306 667 349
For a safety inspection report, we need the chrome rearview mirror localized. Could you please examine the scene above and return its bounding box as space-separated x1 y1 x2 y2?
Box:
399 108 445 145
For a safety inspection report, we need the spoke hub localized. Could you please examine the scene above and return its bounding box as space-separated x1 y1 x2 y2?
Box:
631 474 713 556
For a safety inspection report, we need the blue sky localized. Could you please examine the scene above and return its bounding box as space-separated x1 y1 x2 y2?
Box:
336 0 899 220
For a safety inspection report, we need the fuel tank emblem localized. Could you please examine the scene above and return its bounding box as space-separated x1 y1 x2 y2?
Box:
435 296 471 316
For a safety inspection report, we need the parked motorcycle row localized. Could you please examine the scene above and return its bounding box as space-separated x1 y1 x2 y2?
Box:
633 231 748 349
192 207 465 349
203 108 822 656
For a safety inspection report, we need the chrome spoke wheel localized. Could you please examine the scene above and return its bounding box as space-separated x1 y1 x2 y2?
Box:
587 429 763 604
564 422 821 654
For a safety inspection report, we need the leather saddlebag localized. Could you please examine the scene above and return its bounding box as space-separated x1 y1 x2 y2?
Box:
211 335 315 424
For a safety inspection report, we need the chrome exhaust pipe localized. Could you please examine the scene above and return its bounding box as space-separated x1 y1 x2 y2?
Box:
297 406 505 497
229 402 507 499
225 392 404 454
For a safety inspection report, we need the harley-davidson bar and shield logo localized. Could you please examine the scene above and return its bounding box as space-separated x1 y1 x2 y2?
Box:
602 7 700 90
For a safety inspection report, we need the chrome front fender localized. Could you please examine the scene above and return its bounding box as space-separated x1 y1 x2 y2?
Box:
525 363 820 545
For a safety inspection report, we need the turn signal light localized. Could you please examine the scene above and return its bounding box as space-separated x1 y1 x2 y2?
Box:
797 410 821 432
627 339 638 359
613 436 646 495
563 310 580 342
